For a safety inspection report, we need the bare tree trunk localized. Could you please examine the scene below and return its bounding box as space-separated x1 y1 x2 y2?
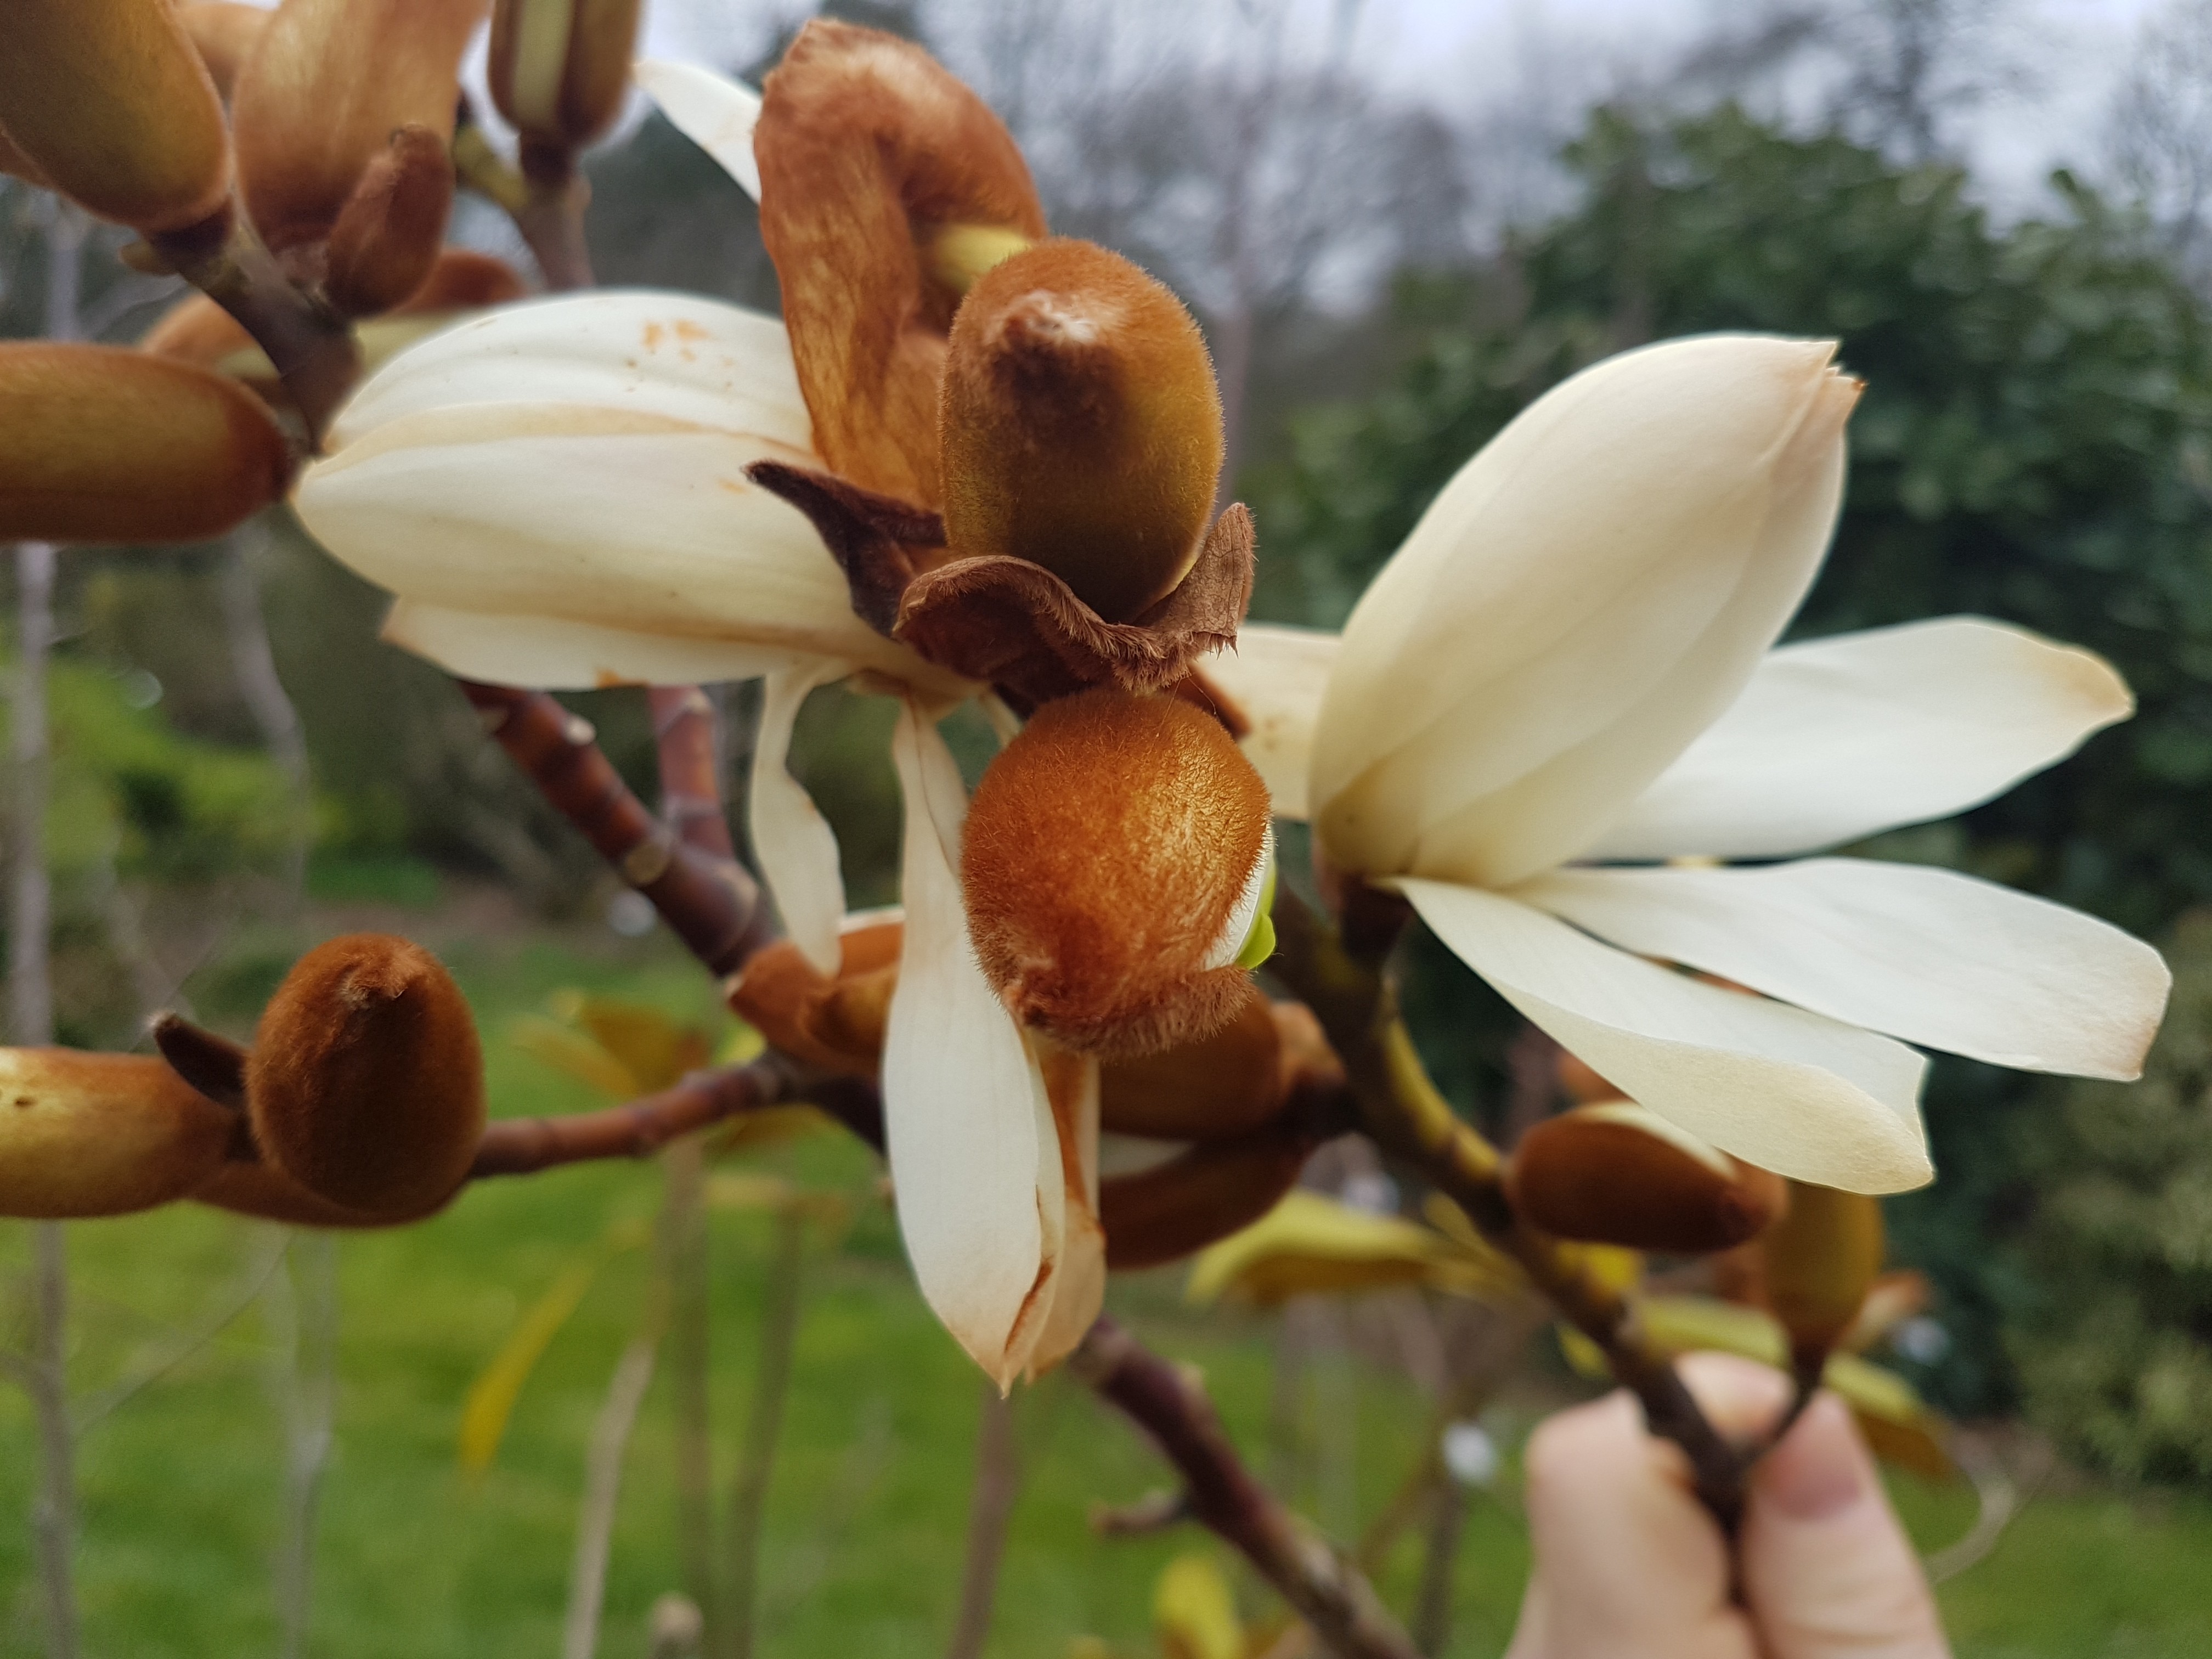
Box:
724 1208 805 1659
943 1380 1021 1659
218 524 313 901
565 1328 663 1659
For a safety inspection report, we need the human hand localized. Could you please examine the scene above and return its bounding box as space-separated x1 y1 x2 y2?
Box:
1506 1353 1952 1658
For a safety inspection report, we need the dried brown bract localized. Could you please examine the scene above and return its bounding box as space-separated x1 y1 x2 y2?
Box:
1098 980 1285 1141
323 125 456 318
727 916 904 1079
177 3 272 100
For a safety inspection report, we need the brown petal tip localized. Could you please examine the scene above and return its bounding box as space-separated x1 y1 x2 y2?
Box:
1505 1101 1788 1254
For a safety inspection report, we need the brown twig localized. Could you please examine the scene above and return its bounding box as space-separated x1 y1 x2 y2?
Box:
1074 1318 1420 1659
944 1379 1022 1659
470 1058 792 1177
726 1204 806 1659
514 143 596 294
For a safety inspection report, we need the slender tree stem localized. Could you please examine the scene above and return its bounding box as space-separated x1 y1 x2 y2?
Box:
663 1136 721 1648
268 1232 339 1659
725 1207 806 1659
944 1380 1022 1659
565 1326 663 1659
515 143 596 294
219 524 313 902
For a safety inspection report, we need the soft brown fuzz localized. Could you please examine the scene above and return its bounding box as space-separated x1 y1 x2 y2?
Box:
1099 1119 1314 1271
322 125 454 319
1099 979 1284 1141
961 689 1272 1057
246 932 484 1217
755 20 1045 505
1504 1105 1788 1254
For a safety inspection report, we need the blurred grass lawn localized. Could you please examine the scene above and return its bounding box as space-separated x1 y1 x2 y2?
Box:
3 930 2209 1658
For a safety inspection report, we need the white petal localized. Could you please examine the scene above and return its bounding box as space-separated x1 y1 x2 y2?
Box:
382 600 812 687
1394 879 1932 1193
1312 336 1858 887
1587 617 2135 860
1517 860 2171 1081
635 59 762 200
751 662 849 975
882 699 1052 1388
1027 1045 1105 1378
1194 623 1338 821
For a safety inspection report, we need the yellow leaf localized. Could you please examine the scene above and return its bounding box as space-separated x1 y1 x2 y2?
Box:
508 1015 638 1101
458 1256 600 1475
706 1171 795 1212
713 1103 838 1156
715 1020 768 1066
1154 1555 1241 1659
1186 1190 1455 1307
572 995 712 1093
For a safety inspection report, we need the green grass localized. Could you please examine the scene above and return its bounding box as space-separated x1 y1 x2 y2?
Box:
4 930 2210 1656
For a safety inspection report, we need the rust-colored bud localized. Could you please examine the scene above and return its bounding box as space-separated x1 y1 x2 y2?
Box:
942 239 1224 622
0 123 53 189
1100 1119 1314 1271
488 0 644 152
963 689 1274 1057
192 1160 428 1227
0 1049 235 1218
232 0 487 255
0 344 291 543
178 3 270 99
727 916 904 1079
755 19 1045 504
140 292 257 373
323 125 455 318
0 0 230 233
402 247 528 310
1099 979 1285 1141
1761 1180 1886 1362
247 933 484 1217
1505 1101 1788 1254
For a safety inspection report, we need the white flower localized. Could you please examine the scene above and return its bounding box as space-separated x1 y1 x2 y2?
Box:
1282 334 2169 1194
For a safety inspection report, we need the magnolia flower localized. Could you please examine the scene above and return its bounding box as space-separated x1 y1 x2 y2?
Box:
1286 334 2170 1193
294 38 1297 1386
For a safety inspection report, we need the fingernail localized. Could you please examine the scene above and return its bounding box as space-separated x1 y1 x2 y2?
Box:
1759 1395 1868 1520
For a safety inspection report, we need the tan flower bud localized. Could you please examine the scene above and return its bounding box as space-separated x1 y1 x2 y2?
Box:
323 125 455 318
1760 1179 1886 1361
247 933 484 1217
488 0 644 152
0 0 230 233
0 344 290 543
0 1049 236 1218
962 689 1273 1057
178 3 270 99
1099 1119 1314 1271
1099 980 1285 1141
232 0 487 255
1504 1100 1788 1254
755 19 1045 503
942 239 1224 622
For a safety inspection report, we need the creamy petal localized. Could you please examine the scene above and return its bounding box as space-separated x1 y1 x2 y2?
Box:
1027 1043 1105 1378
1394 878 1932 1193
1587 618 2135 860
635 59 762 201
1195 623 1338 821
382 600 811 687
751 662 849 975
882 699 1053 1387
1518 860 2171 1081
1312 336 1857 887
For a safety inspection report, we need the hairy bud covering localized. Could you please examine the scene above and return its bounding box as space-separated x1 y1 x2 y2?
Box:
232 0 486 253
1098 979 1284 1140
0 0 230 233
489 0 645 152
177 3 270 99
962 689 1273 1056
1760 1178 1886 1358
193 1160 423 1227
727 916 904 1078
1505 1100 1787 1253
0 344 290 543
0 1049 235 1218
247 933 484 1217
941 240 1224 622
1099 1119 1313 1271
755 20 1044 503
323 126 455 318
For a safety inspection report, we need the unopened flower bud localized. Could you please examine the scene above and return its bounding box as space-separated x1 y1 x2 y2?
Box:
178 3 271 99
232 0 486 255
1505 1100 1787 1254
247 933 484 1217
727 916 903 1077
489 0 644 153
0 344 290 543
192 1160 413 1227
962 689 1273 1057
0 1049 236 1218
1099 980 1284 1141
942 240 1224 623
0 0 230 233
1099 1119 1313 1271
1760 1179 1885 1362
323 125 455 318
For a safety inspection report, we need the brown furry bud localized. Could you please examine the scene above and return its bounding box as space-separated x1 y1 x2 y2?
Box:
1505 1101 1788 1254
247 933 484 1217
941 240 1224 623
232 0 486 254
323 125 455 318
402 248 528 310
1761 1180 1886 1361
192 1160 430 1227
755 20 1045 503
0 1049 236 1218
1099 1120 1313 1271
489 0 644 151
1099 980 1285 1141
0 344 290 543
178 3 270 99
0 0 230 233
0 124 53 190
962 689 1273 1057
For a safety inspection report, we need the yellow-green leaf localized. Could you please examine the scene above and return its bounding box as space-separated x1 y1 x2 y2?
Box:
1187 1190 1458 1307
569 994 712 1093
1154 1554 1241 1659
508 1014 638 1101
458 1256 600 1475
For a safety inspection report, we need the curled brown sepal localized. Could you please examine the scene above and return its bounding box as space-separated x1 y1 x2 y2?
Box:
743 459 945 636
724 915 904 1079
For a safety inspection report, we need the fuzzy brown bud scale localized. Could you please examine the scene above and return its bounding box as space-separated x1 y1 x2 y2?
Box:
247 932 484 1217
323 126 455 319
962 689 1273 1057
1504 1100 1789 1254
